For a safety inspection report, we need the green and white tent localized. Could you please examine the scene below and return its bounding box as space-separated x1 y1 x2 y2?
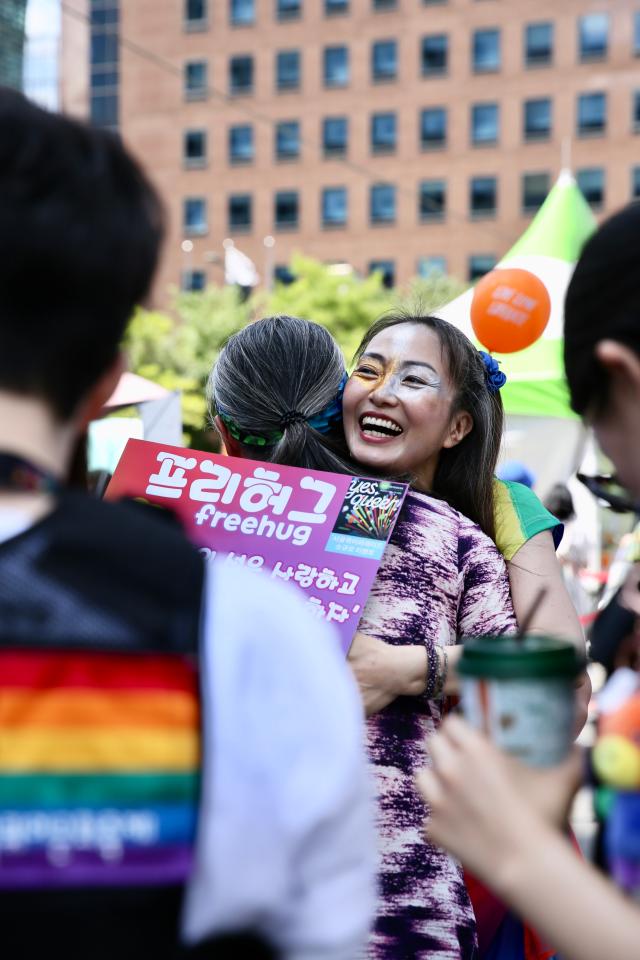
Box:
438 170 596 419
437 170 598 493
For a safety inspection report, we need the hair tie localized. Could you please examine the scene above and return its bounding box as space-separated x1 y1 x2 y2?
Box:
478 350 507 393
307 371 348 434
280 410 306 429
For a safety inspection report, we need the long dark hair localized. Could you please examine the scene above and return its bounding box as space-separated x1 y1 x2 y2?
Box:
353 313 504 540
209 314 359 474
565 202 640 417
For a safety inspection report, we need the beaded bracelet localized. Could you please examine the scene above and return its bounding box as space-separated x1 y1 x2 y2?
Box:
423 642 439 700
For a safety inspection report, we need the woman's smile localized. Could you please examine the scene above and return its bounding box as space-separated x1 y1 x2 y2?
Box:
358 412 404 442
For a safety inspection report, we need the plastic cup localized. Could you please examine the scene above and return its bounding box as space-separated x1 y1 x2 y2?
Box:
458 635 585 767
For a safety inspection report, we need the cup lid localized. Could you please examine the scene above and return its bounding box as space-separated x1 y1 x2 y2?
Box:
458 635 585 679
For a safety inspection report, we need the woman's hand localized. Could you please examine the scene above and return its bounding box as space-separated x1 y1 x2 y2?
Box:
415 716 583 888
347 631 427 716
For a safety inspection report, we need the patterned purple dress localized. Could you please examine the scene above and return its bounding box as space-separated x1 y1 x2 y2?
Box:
360 491 517 960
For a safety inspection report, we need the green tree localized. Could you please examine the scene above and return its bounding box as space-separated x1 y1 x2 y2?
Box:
123 259 467 447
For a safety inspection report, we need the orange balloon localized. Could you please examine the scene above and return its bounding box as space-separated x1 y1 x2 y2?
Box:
470 267 551 354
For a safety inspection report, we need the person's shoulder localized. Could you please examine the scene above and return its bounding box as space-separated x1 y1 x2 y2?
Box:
59 491 204 589
403 489 462 522
493 478 562 560
66 491 198 550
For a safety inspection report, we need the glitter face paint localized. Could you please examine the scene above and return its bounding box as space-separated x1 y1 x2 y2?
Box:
343 324 466 489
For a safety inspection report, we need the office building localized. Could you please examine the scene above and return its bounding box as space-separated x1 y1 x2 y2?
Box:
106 1 640 293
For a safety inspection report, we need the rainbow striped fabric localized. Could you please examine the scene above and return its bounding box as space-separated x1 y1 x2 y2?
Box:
0 649 201 889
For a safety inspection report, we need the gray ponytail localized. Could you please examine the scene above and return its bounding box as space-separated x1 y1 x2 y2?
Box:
208 315 356 473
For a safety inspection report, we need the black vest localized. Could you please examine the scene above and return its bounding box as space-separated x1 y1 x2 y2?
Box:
0 493 274 959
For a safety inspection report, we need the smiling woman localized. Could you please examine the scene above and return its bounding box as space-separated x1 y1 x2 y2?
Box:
344 313 503 540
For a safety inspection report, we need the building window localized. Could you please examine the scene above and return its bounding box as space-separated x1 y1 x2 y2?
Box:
524 98 552 141
368 260 395 288
578 13 608 62
323 116 348 155
372 40 397 81
89 0 120 128
421 35 448 75
524 22 553 66
420 107 447 148
230 0 255 24
182 270 207 292
184 60 207 100
229 55 253 94
324 46 349 87
470 176 497 218
275 191 299 228
473 28 500 73
228 193 253 231
277 0 301 20
633 91 640 132
371 112 397 153
370 184 396 224
184 0 207 28
90 94 118 127
373 0 397 9
322 187 348 226
577 168 605 209
276 120 300 159
276 50 301 90
229 124 254 163
183 197 207 235
471 102 499 145
469 255 496 282
522 172 550 213
419 179 446 221
632 166 640 199
183 129 207 167
418 256 447 278
325 0 348 13
91 29 119 68
577 92 606 136
635 13 640 56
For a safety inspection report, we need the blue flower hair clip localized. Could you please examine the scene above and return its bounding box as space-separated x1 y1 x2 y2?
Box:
478 351 507 393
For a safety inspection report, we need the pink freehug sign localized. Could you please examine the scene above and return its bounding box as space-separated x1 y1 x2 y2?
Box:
106 439 408 653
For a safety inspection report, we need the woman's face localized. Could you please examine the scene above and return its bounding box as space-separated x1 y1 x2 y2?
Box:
342 323 471 488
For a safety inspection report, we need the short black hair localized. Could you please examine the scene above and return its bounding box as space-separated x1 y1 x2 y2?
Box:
564 201 640 417
543 483 575 522
0 89 164 419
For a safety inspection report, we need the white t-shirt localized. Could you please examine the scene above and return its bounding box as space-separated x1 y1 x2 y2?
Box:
0 508 376 959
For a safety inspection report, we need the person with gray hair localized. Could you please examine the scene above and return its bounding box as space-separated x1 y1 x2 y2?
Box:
210 314 354 473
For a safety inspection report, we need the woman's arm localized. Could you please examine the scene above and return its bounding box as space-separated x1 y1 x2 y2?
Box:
508 529 591 731
507 529 585 648
417 717 640 960
347 632 463 716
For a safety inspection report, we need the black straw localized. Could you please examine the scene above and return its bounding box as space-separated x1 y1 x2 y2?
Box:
516 587 547 641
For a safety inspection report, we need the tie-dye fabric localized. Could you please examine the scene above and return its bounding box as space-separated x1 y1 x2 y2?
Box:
359 491 518 960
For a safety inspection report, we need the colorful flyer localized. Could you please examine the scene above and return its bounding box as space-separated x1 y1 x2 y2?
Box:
106 439 408 653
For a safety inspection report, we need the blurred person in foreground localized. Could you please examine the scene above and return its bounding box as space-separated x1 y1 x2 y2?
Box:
0 90 374 960
417 201 640 960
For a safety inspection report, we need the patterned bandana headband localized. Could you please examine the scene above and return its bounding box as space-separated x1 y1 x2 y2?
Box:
478 351 507 393
217 371 348 448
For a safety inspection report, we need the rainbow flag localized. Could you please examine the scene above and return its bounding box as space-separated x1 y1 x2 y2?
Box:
0 649 201 889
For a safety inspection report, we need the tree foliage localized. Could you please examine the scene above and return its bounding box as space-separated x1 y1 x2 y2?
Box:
123 259 467 447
